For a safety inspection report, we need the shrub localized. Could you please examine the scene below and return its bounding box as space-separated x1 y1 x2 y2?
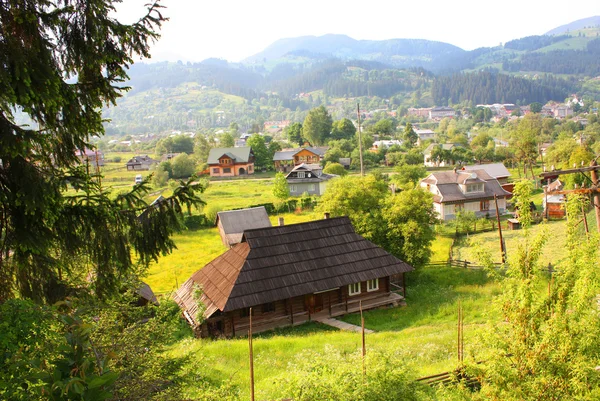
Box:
323 162 347 176
112 156 122 163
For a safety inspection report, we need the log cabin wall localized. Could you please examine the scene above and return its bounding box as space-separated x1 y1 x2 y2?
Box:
198 277 398 337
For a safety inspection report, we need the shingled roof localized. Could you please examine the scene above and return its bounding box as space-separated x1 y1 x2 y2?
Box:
173 216 413 325
216 206 272 247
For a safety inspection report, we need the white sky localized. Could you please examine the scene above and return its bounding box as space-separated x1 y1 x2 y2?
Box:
116 0 599 63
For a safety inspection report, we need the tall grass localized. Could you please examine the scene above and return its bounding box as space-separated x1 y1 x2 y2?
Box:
166 266 501 400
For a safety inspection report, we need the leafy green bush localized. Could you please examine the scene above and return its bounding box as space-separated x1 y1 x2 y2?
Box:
184 214 211 230
265 347 431 401
112 156 122 163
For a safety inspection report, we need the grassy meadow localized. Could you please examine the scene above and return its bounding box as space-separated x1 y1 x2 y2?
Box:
166 266 502 399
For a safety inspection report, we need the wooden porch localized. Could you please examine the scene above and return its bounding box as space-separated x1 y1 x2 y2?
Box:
230 291 405 336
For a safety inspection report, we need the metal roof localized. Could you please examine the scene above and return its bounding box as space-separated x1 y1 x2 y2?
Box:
207 147 252 164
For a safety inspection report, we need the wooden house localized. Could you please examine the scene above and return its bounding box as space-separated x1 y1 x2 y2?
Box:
215 207 272 248
273 147 328 173
207 147 255 177
126 155 158 171
173 216 413 337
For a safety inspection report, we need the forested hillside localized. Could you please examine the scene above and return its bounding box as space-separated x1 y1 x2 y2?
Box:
432 72 575 105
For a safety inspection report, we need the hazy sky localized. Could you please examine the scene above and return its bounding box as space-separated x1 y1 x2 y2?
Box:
116 0 599 63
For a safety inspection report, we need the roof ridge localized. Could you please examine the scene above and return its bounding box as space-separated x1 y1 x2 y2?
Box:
241 216 351 238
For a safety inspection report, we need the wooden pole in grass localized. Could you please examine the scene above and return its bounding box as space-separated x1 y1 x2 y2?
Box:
360 300 366 384
249 308 255 401
494 195 506 264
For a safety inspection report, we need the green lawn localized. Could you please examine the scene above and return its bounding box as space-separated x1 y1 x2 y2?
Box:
166 266 501 399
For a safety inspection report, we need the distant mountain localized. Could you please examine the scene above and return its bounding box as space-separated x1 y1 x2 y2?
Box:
243 34 467 72
545 16 600 35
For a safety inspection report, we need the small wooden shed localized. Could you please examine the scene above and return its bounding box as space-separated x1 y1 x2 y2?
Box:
507 218 520 230
215 206 272 247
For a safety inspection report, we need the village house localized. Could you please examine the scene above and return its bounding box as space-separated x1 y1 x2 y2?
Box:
173 216 413 337
126 155 158 171
407 107 431 118
76 148 104 167
429 107 456 120
273 147 328 173
286 163 337 196
370 140 403 151
215 207 272 248
207 147 255 177
420 168 511 221
415 129 436 145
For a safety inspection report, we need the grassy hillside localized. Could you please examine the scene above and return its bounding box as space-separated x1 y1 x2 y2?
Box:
166 265 502 399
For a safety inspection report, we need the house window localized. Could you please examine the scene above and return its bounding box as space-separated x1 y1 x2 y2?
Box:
223 167 231 173
248 165 253 172
367 279 379 292
455 203 464 212
348 283 361 296
308 184 316 191
480 200 490 211
466 183 484 193
290 185 297 192
240 307 250 318
262 302 275 314
212 168 219 174
297 171 306 178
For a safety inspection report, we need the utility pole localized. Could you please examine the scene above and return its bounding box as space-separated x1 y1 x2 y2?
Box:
357 103 364 177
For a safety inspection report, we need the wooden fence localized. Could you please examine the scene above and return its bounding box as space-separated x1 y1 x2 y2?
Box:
425 259 502 270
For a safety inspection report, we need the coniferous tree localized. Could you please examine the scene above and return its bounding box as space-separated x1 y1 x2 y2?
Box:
0 0 205 303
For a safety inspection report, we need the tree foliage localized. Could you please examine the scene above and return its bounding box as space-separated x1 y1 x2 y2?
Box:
246 134 271 170
302 106 333 146
470 186 600 400
323 162 347 176
317 175 437 266
272 172 290 201
0 0 207 303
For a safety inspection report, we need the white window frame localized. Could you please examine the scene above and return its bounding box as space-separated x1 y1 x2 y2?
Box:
348 282 361 296
297 171 306 178
366 278 379 292
308 184 316 191
290 185 297 192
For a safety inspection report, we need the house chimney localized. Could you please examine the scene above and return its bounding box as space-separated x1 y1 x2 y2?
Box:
324 212 330 219
278 217 284 226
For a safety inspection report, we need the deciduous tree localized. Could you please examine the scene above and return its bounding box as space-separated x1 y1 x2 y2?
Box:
303 106 333 146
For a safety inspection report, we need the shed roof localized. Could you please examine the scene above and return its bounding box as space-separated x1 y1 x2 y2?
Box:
173 217 414 325
207 147 252 164
216 207 272 247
